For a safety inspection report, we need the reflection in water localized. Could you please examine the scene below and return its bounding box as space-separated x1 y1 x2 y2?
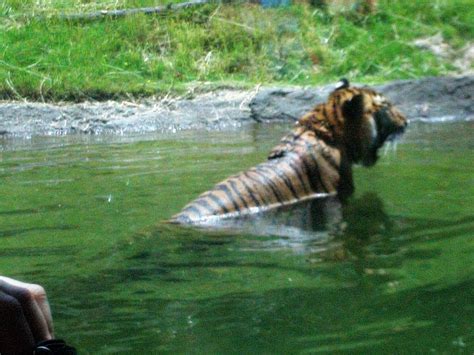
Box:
190 195 343 253
187 193 393 260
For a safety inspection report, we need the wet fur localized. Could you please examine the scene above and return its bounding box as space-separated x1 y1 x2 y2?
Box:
171 80 407 224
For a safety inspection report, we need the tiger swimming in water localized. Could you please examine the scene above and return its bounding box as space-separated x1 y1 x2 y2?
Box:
170 79 407 224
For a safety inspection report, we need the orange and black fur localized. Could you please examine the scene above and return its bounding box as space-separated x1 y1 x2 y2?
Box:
171 79 407 224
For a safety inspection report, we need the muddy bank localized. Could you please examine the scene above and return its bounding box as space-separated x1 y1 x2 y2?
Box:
0 90 256 137
0 75 472 137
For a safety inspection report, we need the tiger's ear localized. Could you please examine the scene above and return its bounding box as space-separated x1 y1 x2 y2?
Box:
342 94 365 120
335 78 350 90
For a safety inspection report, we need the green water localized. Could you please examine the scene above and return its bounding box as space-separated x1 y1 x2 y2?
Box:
1 121 473 353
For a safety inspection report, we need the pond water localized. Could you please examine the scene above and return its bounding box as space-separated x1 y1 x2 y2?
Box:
0 121 473 353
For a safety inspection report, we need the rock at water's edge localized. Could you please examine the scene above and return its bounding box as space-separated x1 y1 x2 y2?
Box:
249 75 474 122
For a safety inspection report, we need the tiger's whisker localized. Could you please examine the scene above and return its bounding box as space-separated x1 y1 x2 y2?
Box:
383 141 391 156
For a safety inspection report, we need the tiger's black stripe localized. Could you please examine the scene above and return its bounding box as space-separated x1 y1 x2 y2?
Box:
297 154 319 193
315 141 339 169
276 134 329 192
194 197 216 214
226 179 251 210
216 184 242 212
304 147 329 193
285 158 311 194
255 165 296 200
257 165 300 200
243 172 273 205
236 178 262 208
207 193 230 214
248 169 285 203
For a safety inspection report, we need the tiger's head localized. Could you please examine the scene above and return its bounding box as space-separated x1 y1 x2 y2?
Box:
333 79 408 167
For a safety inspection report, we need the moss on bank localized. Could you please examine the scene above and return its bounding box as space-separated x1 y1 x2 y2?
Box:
0 0 472 101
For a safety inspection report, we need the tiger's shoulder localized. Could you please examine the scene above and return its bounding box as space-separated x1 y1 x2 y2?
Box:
268 79 350 160
267 78 391 161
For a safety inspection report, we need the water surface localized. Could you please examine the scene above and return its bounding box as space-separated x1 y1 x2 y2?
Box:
0 121 473 353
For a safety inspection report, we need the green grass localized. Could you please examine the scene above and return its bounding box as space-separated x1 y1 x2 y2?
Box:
0 0 472 101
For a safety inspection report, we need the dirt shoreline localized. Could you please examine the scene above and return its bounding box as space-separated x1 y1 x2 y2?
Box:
0 75 472 138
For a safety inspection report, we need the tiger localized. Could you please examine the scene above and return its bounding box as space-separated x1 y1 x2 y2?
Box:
170 79 407 224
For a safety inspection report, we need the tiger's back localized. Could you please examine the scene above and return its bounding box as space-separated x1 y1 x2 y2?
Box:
170 130 346 224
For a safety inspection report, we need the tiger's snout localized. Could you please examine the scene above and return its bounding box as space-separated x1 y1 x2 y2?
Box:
375 107 408 144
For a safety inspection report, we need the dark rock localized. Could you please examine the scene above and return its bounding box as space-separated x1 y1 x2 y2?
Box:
376 75 473 121
250 75 474 122
250 86 332 122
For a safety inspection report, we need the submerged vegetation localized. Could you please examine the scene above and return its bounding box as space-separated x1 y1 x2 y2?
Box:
0 0 472 101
